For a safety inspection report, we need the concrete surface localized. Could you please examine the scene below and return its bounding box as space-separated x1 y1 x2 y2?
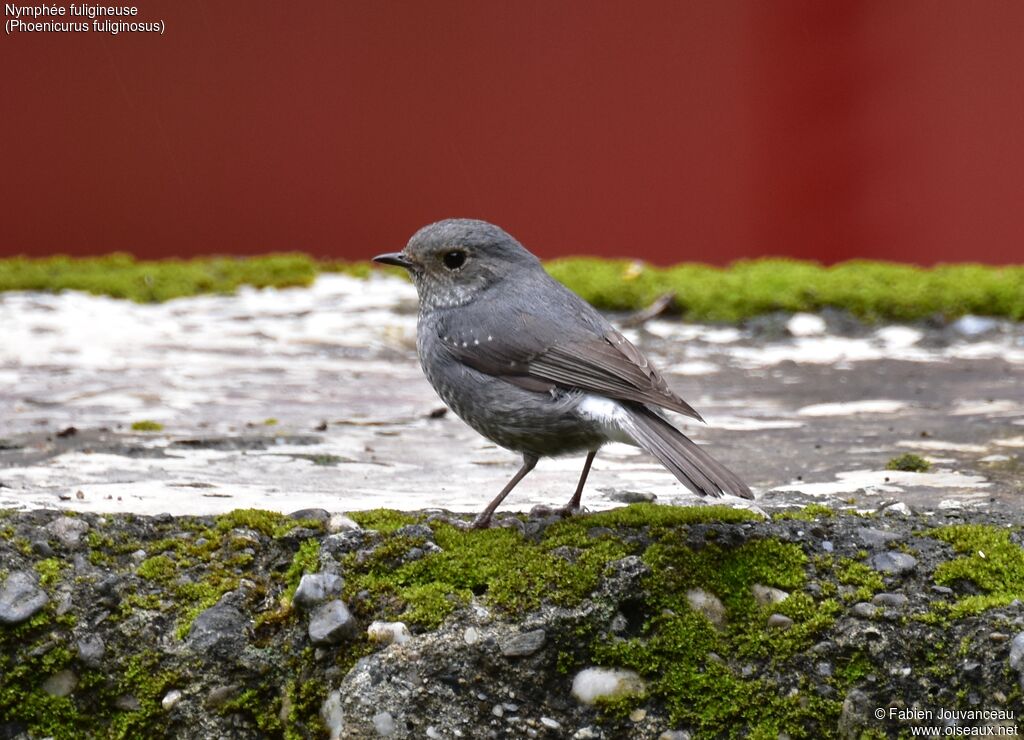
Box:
1 275 1021 518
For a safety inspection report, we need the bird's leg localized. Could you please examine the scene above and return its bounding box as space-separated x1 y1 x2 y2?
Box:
471 454 539 529
563 450 596 515
529 450 597 520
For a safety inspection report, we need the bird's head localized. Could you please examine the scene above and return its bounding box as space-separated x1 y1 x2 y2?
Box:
374 219 541 312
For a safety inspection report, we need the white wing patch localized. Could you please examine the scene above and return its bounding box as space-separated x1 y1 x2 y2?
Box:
577 394 635 445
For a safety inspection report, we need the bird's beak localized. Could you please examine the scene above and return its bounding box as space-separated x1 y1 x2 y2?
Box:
372 252 415 270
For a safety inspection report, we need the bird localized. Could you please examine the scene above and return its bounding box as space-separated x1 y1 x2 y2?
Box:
373 219 753 527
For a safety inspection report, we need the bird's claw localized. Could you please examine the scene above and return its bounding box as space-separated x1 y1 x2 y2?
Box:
528 503 583 520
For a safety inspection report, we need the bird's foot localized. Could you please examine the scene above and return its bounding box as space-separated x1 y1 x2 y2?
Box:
529 503 583 520
428 512 530 530
426 512 476 530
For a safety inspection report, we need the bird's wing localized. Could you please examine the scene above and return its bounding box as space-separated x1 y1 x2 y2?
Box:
438 310 704 421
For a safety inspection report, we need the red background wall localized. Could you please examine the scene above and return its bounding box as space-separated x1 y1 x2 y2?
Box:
2 1 1022 265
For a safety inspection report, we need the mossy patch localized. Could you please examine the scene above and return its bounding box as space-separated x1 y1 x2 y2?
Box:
4 254 1023 321
0 510 351 738
338 504 848 736
886 453 931 472
835 557 886 603
546 257 1024 322
0 611 177 739
34 557 66 587
551 502 761 530
130 420 164 432
592 534 842 735
282 538 321 603
135 554 176 581
348 508 420 534
0 253 318 303
772 503 836 521
213 509 324 539
928 524 1024 617
4 506 1019 737
344 522 629 629
342 503 755 629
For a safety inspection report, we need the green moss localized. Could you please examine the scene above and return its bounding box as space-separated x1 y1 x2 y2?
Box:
0 253 318 303
262 417 279 426
0 514 341 739
34 557 65 587
885 453 931 472
835 558 885 603
549 257 1024 322
84 530 117 566
136 554 177 582
4 254 1023 321
772 503 836 521
552 502 761 531
175 579 238 640
318 260 375 278
833 651 872 685
545 258 668 312
592 535 842 735
219 688 284 734
347 527 538 627
214 508 323 539
929 524 1024 617
282 538 321 603
107 651 180 738
285 674 329 739
130 420 164 432
343 513 640 628
395 582 467 627
119 511 318 637
348 508 420 534
119 593 164 616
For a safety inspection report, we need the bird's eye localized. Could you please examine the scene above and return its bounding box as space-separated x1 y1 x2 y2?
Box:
442 250 467 270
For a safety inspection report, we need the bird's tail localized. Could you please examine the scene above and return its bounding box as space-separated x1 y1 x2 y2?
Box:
619 404 754 499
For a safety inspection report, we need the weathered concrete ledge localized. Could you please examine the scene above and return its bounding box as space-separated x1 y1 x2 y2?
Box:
1 504 1022 739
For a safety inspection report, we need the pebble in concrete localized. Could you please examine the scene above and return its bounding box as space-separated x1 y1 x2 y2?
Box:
851 602 879 619
1008 632 1024 673
309 600 358 645
871 592 909 608
367 621 412 646
327 514 360 532
293 572 344 610
500 629 546 657
46 516 89 548
321 689 345 740
752 584 789 606
373 711 396 736
76 634 105 669
856 527 901 550
869 551 917 575
0 570 49 624
162 689 183 711
540 717 562 731
42 669 78 697
186 601 248 654
686 589 726 630
571 667 646 705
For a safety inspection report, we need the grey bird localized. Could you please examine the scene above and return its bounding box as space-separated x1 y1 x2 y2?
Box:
374 219 753 527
